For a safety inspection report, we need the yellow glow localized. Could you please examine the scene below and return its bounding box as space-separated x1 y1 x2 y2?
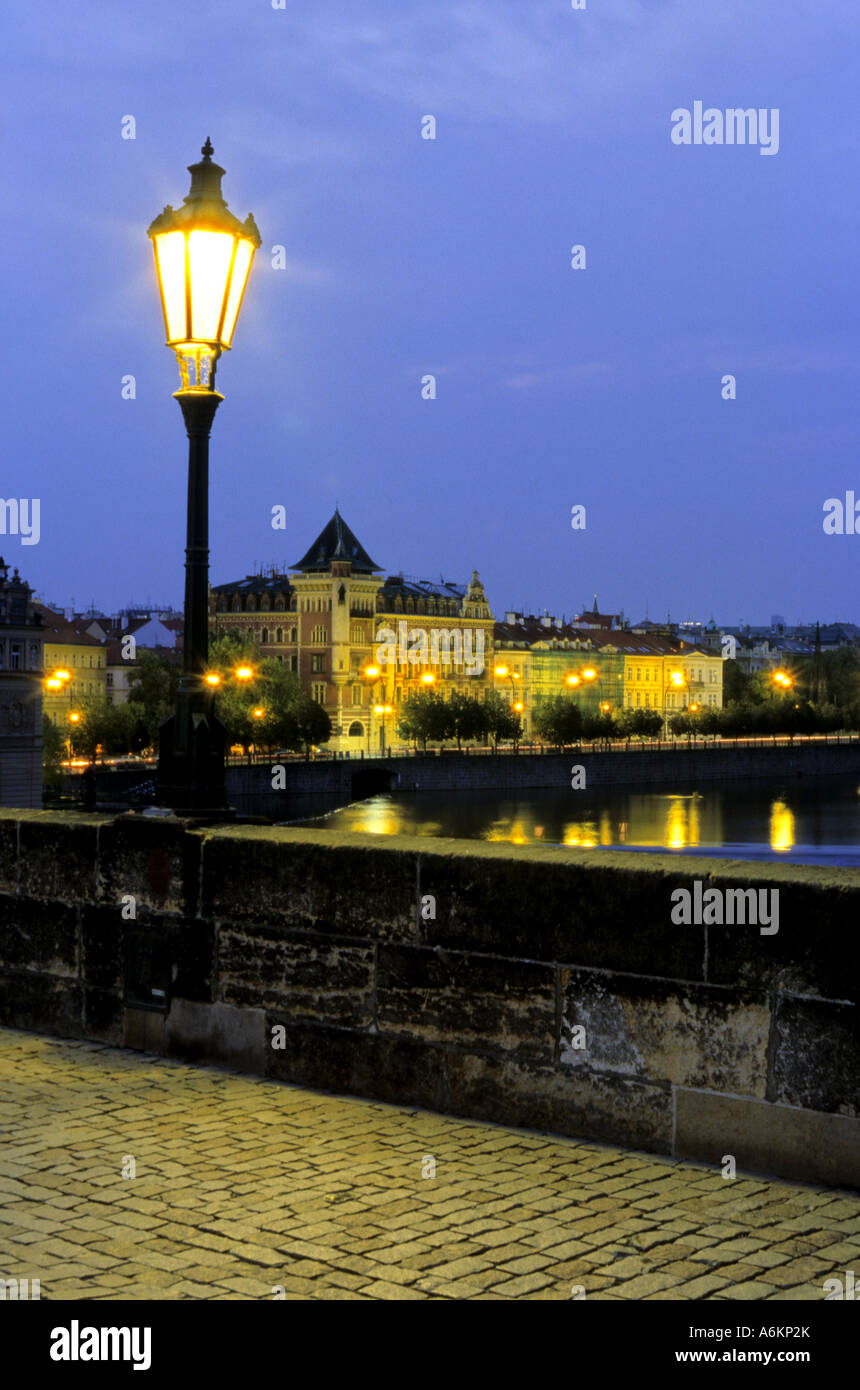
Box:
188 230 235 342
513 701 524 711
235 666 254 681
253 708 264 718
600 702 611 711
422 673 435 684
364 666 380 678
665 798 688 849
770 800 795 853
582 668 597 680
220 239 254 347
670 671 684 687
53 669 71 683
566 674 580 687
205 673 221 687
69 712 81 724
494 666 508 677
46 678 62 690
374 704 393 715
154 231 187 341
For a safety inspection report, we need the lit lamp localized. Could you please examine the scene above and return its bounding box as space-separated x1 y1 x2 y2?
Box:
148 139 260 812
374 703 393 755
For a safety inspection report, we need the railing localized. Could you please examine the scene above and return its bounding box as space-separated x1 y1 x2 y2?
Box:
226 733 860 764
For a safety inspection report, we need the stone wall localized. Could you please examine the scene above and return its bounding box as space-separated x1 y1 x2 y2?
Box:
0 809 857 1188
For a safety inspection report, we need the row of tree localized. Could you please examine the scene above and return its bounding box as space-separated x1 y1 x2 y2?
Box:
46 636 331 765
396 690 522 750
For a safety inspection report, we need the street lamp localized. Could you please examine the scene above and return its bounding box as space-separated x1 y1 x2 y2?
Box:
374 703 393 755
148 139 260 812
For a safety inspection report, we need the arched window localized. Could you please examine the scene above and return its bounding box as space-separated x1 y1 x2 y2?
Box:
395 598 403 613
406 599 414 614
261 628 269 644
275 596 285 611
348 720 363 737
231 596 241 613
290 595 297 610
261 594 270 612
246 596 256 613
290 627 297 642
276 628 283 644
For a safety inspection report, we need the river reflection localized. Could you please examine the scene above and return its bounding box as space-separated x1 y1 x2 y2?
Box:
296 779 860 865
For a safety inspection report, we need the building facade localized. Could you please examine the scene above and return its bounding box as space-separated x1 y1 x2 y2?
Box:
37 605 107 726
211 510 495 751
0 560 43 808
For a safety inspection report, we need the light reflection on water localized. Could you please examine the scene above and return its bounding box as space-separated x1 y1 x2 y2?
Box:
296 780 860 866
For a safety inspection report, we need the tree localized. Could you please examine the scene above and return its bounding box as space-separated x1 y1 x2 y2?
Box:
449 692 488 749
484 691 522 749
533 696 582 749
42 714 65 790
396 690 450 751
619 709 663 741
127 649 181 747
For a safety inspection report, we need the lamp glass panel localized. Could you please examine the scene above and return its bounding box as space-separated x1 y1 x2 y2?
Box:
188 230 235 342
154 231 187 342
220 239 254 347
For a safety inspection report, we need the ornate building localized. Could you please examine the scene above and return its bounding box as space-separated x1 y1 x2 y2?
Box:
0 559 43 807
211 510 495 751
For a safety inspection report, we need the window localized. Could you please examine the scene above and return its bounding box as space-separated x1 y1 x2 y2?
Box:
261 628 269 645
666 692 674 708
635 691 641 707
246 597 256 612
311 654 325 673
644 693 650 707
626 667 632 681
636 668 641 682
10 644 21 671
352 626 363 644
261 595 270 611
348 721 363 737
312 683 326 704
645 668 650 681
709 669 717 683
276 628 283 644
352 686 362 706
290 627 297 642
311 625 326 644
290 655 298 673
29 643 39 669
106 673 114 687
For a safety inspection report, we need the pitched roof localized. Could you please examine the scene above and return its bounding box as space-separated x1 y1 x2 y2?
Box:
291 510 382 574
35 603 103 646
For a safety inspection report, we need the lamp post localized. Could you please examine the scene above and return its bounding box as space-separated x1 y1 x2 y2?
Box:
374 703 393 755
148 139 260 812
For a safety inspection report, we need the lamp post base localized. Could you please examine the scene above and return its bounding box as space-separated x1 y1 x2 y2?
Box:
155 704 229 813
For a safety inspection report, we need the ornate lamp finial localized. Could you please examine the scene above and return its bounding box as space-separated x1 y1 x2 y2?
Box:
201 137 214 160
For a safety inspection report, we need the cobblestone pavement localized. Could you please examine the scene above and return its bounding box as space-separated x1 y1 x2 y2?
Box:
1 1029 858 1301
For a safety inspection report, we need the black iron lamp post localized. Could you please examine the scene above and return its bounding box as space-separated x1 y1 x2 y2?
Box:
148 139 260 811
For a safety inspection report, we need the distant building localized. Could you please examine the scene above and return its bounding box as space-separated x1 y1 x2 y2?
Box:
211 509 494 751
0 559 43 808
36 605 107 724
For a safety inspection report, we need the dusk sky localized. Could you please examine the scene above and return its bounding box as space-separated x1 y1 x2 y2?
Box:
7 1 859 625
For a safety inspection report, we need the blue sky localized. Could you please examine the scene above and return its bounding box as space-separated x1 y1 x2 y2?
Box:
5 0 859 624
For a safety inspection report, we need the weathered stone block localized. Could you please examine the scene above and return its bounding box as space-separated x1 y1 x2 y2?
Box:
707 871 860 1001
674 1087 860 1189
83 986 124 1044
0 897 78 977
18 817 100 903
266 1018 450 1112
165 998 265 1073
200 828 417 941
770 995 860 1114
219 926 373 1025
99 817 201 915
559 969 770 1097
377 944 555 1061
420 847 706 982
0 970 82 1037
445 1051 673 1152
